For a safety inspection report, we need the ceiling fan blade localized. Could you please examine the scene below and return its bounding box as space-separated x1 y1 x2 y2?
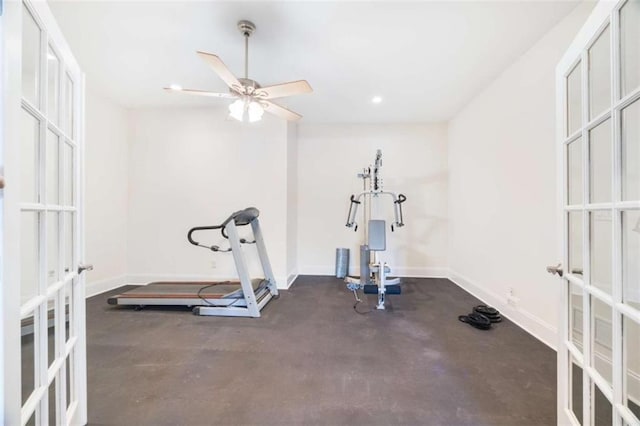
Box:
163 87 236 99
196 51 243 92
263 101 302 121
255 80 313 99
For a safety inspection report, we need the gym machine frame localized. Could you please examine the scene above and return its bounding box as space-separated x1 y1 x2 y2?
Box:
345 150 406 309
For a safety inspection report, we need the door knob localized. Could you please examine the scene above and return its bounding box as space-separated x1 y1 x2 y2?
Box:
546 263 564 277
0 175 4 189
78 264 94 274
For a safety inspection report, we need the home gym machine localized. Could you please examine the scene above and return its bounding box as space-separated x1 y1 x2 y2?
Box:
108 207 278 317
345 150 406 310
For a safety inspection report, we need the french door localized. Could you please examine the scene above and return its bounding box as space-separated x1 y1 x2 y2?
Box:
1 0 88 425
556 0 640 425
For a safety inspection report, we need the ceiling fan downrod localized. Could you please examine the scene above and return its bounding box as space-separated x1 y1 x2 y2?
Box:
237 20 255 80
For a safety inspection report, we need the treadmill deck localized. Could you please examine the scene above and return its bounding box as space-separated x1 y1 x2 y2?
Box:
108 279 265 305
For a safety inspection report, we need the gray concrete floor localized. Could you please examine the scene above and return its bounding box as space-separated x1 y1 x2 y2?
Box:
83 276 557 425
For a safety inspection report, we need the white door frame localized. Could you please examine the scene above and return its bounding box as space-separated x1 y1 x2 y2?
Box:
1 0 23 424
556 0 640 425
1 0 87 424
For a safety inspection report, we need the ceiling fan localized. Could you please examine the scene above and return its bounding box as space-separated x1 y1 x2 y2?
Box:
164 20 312 122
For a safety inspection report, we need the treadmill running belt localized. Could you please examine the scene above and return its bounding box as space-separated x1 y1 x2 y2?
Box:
110 279 264 301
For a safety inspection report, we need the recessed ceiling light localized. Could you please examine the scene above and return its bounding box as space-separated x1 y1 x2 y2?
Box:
169 84 183 91
371 96 383 104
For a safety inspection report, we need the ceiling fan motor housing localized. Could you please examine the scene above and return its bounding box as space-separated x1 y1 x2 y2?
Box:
237 20 256 37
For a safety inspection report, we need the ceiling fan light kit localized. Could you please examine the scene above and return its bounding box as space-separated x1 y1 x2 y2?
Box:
164 20 312 122
229 97 264 122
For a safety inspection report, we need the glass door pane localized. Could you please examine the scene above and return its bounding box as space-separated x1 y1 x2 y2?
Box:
22 3 41 108
62 142 74 206
63 213 74 276
64 75 74 137
568 138 583 205
571 356 584 424
592 297 613 388
568 62 583 136
571 283 585 353
21 330 35 406
622 210 640 309
47 213 59 286
623 316 640 422
21 110 40 204
21 212 39 304
593 382 613 425
47 297 55 368
621 99 640 201
570 212 584 275
589 119 612 204
47 46 60 125
46 129 59 205
620 0 640 97
590 211 613 296
589 26 611 119
48 378 57 426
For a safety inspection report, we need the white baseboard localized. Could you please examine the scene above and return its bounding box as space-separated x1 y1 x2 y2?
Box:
448 269 558 350
298 265 449 278
394 266 449 278
85 275 127 298
286 272 299 289
126 273 292 290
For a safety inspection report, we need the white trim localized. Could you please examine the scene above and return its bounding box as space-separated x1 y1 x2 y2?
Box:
286 273 298 289
556 1 618 76
85 275 127 298
297 265 449 278
1 2 22 424
448 269 558 350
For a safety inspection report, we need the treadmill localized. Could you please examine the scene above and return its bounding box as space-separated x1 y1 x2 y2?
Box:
108 207 279 317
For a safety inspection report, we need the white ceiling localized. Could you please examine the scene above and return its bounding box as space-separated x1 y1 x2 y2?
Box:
49 1 580 123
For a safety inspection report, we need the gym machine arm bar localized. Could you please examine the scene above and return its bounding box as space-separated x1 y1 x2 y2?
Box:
392 193 407 231
345 191 407 231
345 195 362 230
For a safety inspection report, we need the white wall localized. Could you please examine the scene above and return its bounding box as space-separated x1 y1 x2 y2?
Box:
297 123 448 277
126 107 293 288
447 2 595 348
84 88 129 296
286 122 298 285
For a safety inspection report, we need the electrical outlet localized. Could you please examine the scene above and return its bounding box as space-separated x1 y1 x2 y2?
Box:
507 287 518 307
210 260 217 269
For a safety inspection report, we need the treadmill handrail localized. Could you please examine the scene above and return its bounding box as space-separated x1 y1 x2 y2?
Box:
187 207 261 248
187 224 224 247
